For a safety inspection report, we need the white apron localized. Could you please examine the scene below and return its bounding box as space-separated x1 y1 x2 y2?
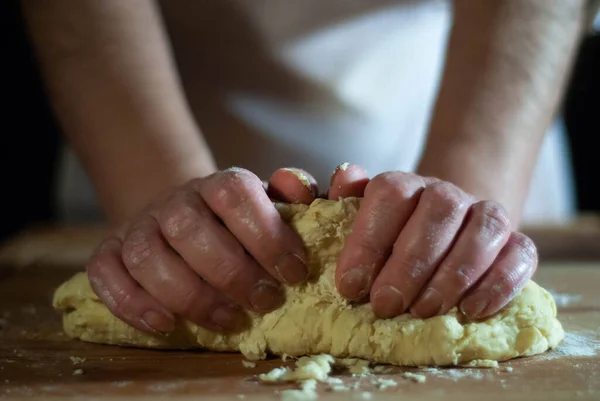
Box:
56 0 575 225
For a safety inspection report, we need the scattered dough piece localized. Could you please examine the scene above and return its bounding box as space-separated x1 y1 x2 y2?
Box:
462 359 500 368
360 392 373 400
373 365 393 374
503 366 514 372
281 379 318 401
259 355 335 383
325 377 351 392
53 198 564 366
337 358 371 375
69 356 86 365
242 360 256 368
372 378 397 390
402 372 427 383
72 369 84 376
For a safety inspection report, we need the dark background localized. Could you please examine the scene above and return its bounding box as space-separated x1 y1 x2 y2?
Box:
1 1 599 243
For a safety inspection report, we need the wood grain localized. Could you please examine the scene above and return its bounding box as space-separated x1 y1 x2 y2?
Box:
0 229 599 400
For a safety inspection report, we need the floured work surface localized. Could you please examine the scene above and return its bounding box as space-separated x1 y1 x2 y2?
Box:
52 198 563 367
0 262 598 400
0 223 599 401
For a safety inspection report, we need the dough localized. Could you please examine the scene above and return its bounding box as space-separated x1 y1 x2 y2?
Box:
53 197 564 366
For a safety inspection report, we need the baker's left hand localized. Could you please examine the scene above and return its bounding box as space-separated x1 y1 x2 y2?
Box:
327 163 537 320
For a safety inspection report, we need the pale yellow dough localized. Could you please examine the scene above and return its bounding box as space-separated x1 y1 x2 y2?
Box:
53 198 564 366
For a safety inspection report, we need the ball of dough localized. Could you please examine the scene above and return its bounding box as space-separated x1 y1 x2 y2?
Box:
53 198 564 366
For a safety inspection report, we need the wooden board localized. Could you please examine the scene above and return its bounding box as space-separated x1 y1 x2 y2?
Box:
0 231 599 400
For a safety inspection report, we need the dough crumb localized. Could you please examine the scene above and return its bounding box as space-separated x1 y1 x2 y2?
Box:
373 365 393 374
372 377 398 390
259 355 335 383
462 359 500 368
242 360 256 368
359 391 373 400
69 356 86 365
72 369 84 376
502 366 514 372
325 377 349 392
402 372 427 383
281 379 318 401
371 377 398 391
337 358 371 376
236 395 245 399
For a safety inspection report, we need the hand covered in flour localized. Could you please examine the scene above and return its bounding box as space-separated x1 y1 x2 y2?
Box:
331 163 538 320
86 167 321 335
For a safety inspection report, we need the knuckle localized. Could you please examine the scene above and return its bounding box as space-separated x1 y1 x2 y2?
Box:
451 264 476 289
159 189 202 239
122 229 157 271
174 288 204 316
474 201 511 238
356 234 387 260
213 259 243 290
396 250 430 280
366 172 423 200
111 288 134 317
205 169 260 209
423 181 469 218
86 240 119 278
510 232 538 263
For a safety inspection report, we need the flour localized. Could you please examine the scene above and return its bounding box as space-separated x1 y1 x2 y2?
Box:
547 290 583 307
539 331 600 360
147 381 186 393
418 367 489 381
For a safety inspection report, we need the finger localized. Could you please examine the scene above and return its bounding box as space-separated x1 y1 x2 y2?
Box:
459 232 537 319
267 167 318 204
328 162 370 200
156 181 285 313
86 237 175 334
336 172 425 301
121 215 249 332
410 201 511 318
200 168 309 284
370 181 472 318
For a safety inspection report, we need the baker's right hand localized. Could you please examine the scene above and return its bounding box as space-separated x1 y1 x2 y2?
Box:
86 167 318 335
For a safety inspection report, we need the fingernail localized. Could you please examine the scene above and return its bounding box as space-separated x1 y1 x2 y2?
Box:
250 280 284 312
412 287 444 318
275 253 309 284
141 311 175 333
339 268 370 300
281 168 313 191
333 162 350 174
372 285 405 318
211 305 248 331
460 291 490 319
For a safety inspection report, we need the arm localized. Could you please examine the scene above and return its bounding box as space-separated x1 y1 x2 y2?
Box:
416 0 588 227
22 0 217 226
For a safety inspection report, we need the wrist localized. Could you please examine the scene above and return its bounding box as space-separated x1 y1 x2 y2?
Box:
416 137 534 228
88 132 217 227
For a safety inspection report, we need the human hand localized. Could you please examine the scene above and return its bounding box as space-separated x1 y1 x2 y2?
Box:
87 167 326 335
332 164 537 320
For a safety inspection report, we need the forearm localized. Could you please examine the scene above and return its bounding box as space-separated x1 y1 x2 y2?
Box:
417 0 586 227
23 0 216 226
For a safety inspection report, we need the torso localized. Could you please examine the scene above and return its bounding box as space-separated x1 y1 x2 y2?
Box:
56 0 575 224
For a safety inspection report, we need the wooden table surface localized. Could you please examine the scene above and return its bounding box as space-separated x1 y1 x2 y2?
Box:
0 227 599 400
